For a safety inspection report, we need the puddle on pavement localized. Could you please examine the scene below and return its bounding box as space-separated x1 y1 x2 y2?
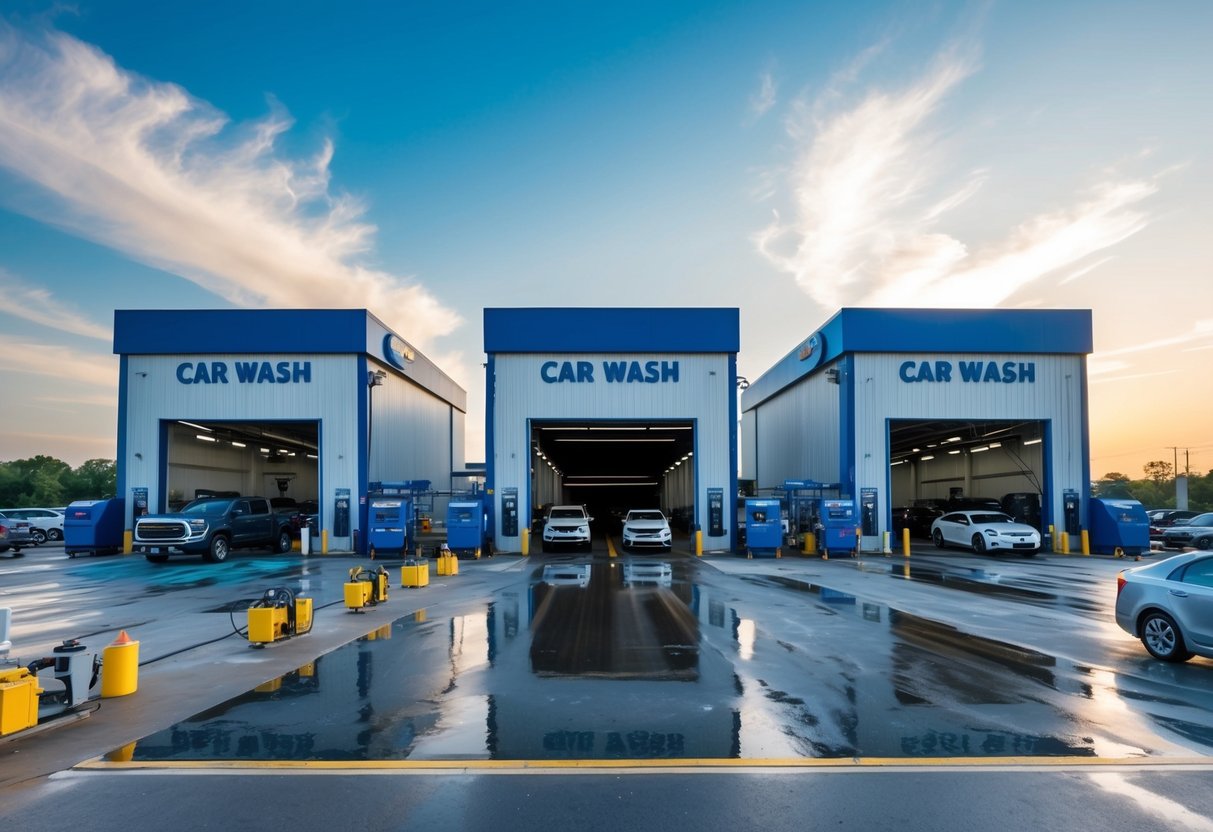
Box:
109 557 1208 763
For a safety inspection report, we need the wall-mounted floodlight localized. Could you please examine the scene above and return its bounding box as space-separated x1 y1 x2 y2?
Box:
368 369 387 387
825 368 840 384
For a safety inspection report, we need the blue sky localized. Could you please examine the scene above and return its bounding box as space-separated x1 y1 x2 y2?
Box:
1 0 1210 476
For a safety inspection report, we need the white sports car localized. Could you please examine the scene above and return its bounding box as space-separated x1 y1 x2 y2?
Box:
931 510 1041 557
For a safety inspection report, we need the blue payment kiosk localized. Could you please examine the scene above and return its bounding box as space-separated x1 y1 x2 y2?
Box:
744 498 783 558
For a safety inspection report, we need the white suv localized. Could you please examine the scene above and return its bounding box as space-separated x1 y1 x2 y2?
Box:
542 505 592 553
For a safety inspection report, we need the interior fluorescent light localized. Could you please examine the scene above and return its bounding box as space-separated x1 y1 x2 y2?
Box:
565 482 659 487
181 421 212 432
260 447 270 453
1024 438 1043 446
948 449 961 455
196 434 216 442
988 442 1001 448
554 438 675 443
890 460 905 466
589 426 646 431
947 436 962 443
971 446 989 453
306 453 318 459
920 455 935 461
230 441 246 448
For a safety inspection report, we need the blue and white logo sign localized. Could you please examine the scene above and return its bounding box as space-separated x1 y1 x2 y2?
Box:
798 332 824 368
384 334 415 370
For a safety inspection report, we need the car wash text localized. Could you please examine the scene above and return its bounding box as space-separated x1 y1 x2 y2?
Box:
176 361 313 384
541 360 680 384
898 360 1036 384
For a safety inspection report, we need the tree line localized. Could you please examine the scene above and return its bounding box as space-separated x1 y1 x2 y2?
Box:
0 456 117 508
1094 460 1212 512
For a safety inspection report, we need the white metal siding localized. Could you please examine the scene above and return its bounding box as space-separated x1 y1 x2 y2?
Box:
750 365 841 490
368 360 457 494
492 353 732 549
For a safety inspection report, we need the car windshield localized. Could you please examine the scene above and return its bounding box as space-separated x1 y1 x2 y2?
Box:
550 509 585 519
972 513 1015 524
1187 514 1213 527
180 499 234 516
628 511 665 521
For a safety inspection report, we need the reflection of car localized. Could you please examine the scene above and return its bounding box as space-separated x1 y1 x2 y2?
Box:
0 507 64 543
891 506 942 539
0 512 35 555
931 511 1041 556
1116 552 1213 662
621 509 672 552
1160 512 1213 550
541 563 591 587
542 505 592 553
623 561 673 586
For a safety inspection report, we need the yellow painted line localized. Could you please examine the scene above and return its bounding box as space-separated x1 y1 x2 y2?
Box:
606 535 618 558
75 755 1213 773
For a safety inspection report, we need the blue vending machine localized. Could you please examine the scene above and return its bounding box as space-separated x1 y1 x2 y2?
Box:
446 497 486 559
63 498 125 558
817 498 857 557
1088 498 1150 557
744 498 783 558
368 494 412 557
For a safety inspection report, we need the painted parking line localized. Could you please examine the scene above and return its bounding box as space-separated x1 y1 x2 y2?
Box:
606 535 618 558
75 755 1213 774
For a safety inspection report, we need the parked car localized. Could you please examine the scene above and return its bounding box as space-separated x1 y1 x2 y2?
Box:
944 496 1003 512
1148 509 1200 542
542 505 592 553
0 507 65 544
931 510 1041 556
0 511 36 555
891 506 943 539
620 509 672 552
285 499 320 538
1000 493 1042 531
1160 512 1213 550
1115 551 1213 662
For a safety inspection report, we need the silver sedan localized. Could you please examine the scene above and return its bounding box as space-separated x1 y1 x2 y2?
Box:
930 510 1041 557
1115 551 1213 662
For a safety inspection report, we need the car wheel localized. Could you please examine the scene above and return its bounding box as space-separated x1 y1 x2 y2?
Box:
932 529 945 548
204 535 230 563
48 528 63 541
145 553 169 564
972 534 986 553
275 529 293 554
1196 537 1212 551
1140 611 1193 662
31 528 47 545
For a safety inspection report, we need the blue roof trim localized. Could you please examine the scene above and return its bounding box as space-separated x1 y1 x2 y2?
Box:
743 308 1092 411
114 309 369 355
484 308 740 353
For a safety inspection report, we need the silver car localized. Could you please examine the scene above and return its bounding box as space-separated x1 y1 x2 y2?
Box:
1115 552 1213 662
930 510 1041 557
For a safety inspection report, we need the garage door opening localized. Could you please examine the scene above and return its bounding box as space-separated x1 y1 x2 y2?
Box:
530 420 695 536
163 420 320 517
889 419 1047 528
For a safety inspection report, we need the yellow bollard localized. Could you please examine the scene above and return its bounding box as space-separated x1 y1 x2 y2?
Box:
902 527 911 557
1060 532 1070 555
854 526 862 558
802 532 815 555
101 630 139 698
1081 529 1090 556
695 529 703 557
322 530 328 554
1048 524 1057 553
521 528 530 556
123 530 133 554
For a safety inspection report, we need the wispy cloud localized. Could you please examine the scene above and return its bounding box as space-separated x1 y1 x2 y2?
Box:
0 270 111 340
1095 319 1213 359
748 68 777 119
0 22 459 348
753 41 1159 310
0 336 118 387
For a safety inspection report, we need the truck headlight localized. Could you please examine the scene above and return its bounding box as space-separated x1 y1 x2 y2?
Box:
189 519 207 531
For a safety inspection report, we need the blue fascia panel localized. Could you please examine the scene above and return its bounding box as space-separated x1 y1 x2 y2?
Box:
114 309 368 355
743 308 1092 411
484 308 740 354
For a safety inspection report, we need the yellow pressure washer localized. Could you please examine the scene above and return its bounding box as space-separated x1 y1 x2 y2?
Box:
344 566 390 612
1 638 101 739
246 587 314 647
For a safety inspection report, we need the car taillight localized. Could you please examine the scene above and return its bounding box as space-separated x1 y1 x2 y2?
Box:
1116 572 1127 597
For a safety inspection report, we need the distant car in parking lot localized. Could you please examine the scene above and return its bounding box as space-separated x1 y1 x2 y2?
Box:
1116 551 1213 662
1160 512 1213 550
0 507 64 544
931 510 1041 556
891 506 943 539
0 512 36 555
1148 509 1200 542
621 509 672 552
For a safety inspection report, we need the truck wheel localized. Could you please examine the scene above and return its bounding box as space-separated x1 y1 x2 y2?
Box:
145 553 169 564
275 529 292 553
205 535 230 563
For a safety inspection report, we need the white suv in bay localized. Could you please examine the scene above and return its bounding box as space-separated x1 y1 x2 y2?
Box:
542 505 592 553
621 509 672 552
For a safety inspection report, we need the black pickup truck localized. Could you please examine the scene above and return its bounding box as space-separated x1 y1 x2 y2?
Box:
134 496 293 563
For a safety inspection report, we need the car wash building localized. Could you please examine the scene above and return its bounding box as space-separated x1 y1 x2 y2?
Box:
113 309 466 552
741 308 1092 549
484 308 740 553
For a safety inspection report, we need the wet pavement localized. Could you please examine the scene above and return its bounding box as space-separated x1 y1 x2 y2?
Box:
97 550 1213 764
